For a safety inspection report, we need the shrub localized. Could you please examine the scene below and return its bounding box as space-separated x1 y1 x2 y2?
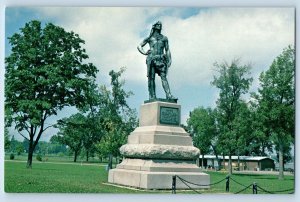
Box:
36 154 42 161
9 153 15 160
58 152 64 157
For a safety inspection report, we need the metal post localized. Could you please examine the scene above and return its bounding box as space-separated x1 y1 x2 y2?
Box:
226 175 230 192
172 175 176 194
252 182 257 194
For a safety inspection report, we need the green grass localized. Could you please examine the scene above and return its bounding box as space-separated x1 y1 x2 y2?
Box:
4 161 141 193
4 153 103 163
5 160 294 194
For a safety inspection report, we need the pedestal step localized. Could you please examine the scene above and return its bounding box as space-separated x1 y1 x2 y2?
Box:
128 125 192 146
108 169 210 189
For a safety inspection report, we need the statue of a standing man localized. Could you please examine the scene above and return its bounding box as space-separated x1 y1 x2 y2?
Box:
137 21 176 100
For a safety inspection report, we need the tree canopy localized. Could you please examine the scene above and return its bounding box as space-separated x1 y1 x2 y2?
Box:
211 59 253 174
253 46 295 179
5 20 98 168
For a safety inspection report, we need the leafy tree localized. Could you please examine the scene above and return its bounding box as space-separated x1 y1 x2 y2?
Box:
5 20 98 168
248 101 273 156
96 68 138 169
187 107 220 169
211 59 253 174
55 113 86 162
253 46 295 179
16 144 25 155
49 135 68 154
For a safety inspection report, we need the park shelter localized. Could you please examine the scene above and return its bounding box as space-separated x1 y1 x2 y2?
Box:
199 155 275 171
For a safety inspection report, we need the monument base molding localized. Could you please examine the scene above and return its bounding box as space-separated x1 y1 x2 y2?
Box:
108 168 210 189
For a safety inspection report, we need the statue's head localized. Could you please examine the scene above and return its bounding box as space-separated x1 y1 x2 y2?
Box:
152 21 162 31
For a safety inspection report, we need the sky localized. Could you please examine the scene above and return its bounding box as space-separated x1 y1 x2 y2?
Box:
5 7 295 141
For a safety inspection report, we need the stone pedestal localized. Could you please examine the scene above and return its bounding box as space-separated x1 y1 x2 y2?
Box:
108 101 210 189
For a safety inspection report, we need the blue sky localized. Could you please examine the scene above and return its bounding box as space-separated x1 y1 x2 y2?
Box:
5 7 295 141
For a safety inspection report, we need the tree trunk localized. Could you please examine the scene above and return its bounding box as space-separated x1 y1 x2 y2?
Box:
212 145 221 170
213 153 221 171
74 150 78 162
202 154 204 169
278 145 284 180
26 137 34 168
223 154 225 170
86 150 89 162
237 154 240 171
108 154 113 169
229 154 233 175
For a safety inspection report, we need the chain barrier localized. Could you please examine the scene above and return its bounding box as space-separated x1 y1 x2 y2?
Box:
176 175 227 187
172 175 176 194
177 177 202 194
171 175 294 195
230 177 249 188
256 185 294 194
252 183 258 194
226 176 230 192
234 184 253 194
172 175 228 194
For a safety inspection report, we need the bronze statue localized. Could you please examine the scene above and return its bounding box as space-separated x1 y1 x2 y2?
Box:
138 21 176 100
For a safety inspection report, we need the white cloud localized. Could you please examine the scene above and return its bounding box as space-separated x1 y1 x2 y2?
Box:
35 7 294 90
160 8 294 89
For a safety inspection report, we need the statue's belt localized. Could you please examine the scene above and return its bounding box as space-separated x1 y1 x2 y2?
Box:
147 54 167 61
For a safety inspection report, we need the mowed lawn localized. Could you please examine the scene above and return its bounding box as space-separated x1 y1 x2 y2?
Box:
5 160 294 194
4 161 141 193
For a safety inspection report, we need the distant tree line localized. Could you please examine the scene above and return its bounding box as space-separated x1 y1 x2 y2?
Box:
187 46 295 180
5 133 67 156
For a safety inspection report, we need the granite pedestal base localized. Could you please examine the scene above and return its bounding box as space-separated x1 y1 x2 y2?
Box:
108 101 210 190
109 167 209 189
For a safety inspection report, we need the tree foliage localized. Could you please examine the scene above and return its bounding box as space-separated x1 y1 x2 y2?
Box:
55 113 86 162
253 46 295 179
211 59 253 174
187 107 220 168
5 20 98 168
187 107 217 154
96 68 138 168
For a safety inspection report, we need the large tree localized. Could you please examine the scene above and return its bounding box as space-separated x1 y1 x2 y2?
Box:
248 101 273 156
55 113 86 162
187 107 220 169
5 20 98 168
211 60 253 174
253 46 295 179
96 68 138 169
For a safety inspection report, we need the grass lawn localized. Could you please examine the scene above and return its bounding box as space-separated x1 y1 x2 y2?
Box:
4 160 294 194
4 161 141 193
4 153 103 164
